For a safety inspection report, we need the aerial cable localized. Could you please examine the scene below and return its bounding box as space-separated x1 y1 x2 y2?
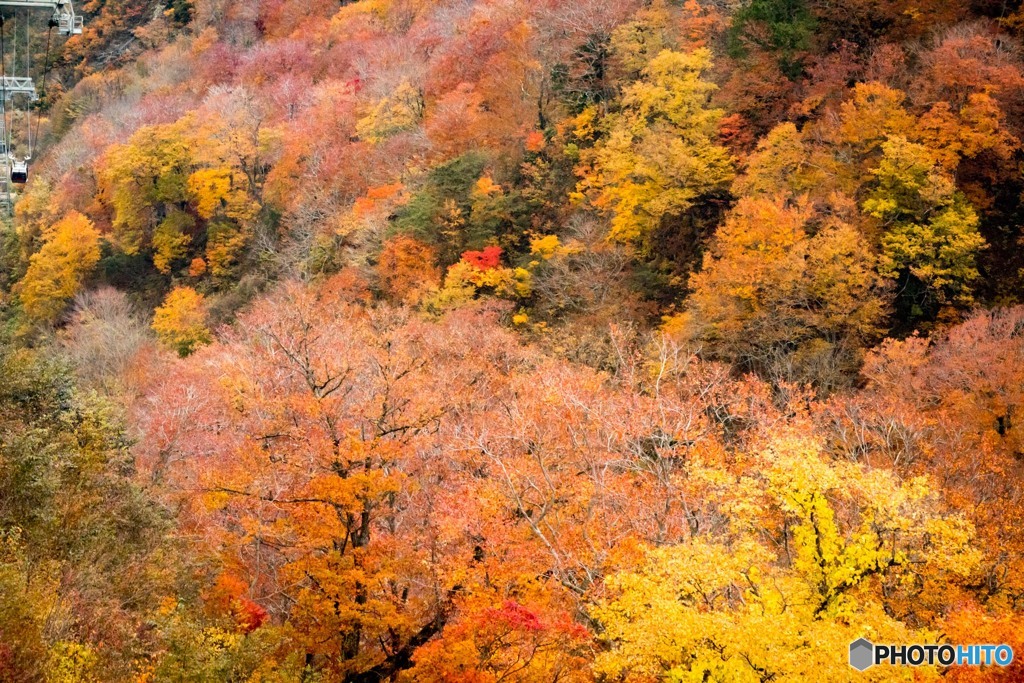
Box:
24 9 28 156
1 14 9 163
9 10 14 160
22 8 29 160
0 12 9 210
1 10 17 164
30 18 53 159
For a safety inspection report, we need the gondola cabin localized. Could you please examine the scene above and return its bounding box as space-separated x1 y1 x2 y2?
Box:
0 0 83 213
10 160 27 184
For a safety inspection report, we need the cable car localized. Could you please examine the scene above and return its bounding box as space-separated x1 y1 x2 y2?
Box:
10 159 26 184
0 1 84 212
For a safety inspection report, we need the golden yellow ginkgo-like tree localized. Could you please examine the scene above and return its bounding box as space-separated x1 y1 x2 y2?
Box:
593 435 980 682
19 212 101 324
577 48 734 246
151 286 212 357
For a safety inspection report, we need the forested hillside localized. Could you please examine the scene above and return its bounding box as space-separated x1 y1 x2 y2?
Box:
3 0 1024 679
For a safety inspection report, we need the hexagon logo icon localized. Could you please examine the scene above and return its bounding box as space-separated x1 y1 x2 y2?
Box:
850 638 874 671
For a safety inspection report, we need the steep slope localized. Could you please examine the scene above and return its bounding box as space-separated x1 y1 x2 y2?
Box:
2 0 1024 680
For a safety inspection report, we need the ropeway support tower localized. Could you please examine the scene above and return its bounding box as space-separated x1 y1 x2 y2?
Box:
0 0 81 214
0 0 81 36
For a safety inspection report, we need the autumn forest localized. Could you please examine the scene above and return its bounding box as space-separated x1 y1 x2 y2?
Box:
1 0 1024 679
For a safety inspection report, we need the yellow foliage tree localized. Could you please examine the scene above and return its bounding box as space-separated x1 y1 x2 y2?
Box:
578 48 734 246
835 82 914 155
731 122 821 197
190 88 279 207
187 167 258 224
355 80 424 143
423 259 531 313
609 0 676 78
187 163 260 280
98 118 194 256
864 136 986 307
593 436 980 682
204 221 249 280
19 212 102 323
672 195 887 387
151 286 213 357
97 101 268 279
152 210 196 274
